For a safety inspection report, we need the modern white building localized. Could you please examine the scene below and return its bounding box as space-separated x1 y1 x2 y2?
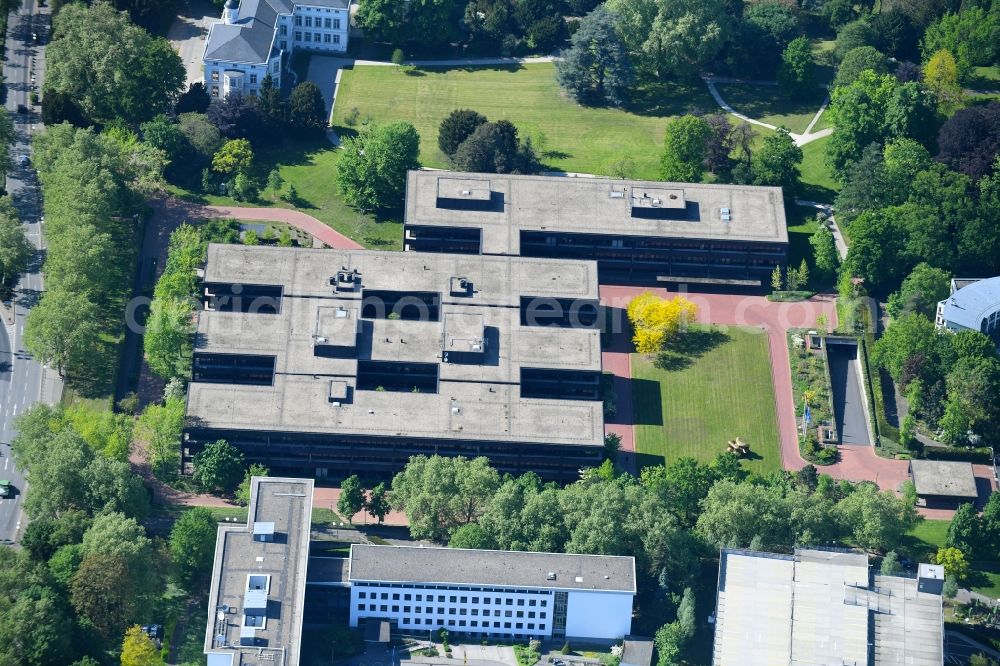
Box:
348 545 636 642
936 276 1000 336
202 0 350 100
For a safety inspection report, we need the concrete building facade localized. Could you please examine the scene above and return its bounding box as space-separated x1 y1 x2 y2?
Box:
183 245 605 481
403 171 789 287
348 545 636 642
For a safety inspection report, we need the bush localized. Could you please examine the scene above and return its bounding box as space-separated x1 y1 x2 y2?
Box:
923 446 993 463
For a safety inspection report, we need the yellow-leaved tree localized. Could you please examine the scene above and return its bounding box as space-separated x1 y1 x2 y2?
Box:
121 625 163 666
626 292 698 354
923 49 964 115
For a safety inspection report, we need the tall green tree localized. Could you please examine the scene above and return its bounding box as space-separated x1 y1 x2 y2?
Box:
391 455 501 541
0 198 31 296
946 502 979 556
143 296 194 380
886 263 950 319
556 5 633 108
833 482 918 551
23 289 103 378
809 225 839 282
659 115 710 183
438 109 488 158
338 475 366 522
833 46 888 88
135 396 185 480
336 121 420 210
826 70 897 179
778 37 814 94
366 482 391 524
192 440 245 493
169 508 219 584
44 3 185 124
288 81 328 136
750 127 802 193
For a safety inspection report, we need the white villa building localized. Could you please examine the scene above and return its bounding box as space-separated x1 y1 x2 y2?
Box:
348 545 636 642
202 0 351 100
936 276 1000 337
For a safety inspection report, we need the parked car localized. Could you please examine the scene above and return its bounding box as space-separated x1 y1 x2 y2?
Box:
17 154 29 167
0 480 11 498
16 104 27 114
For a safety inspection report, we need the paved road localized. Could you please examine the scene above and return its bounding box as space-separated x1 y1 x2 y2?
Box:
167 0 217 87
0 0 54 546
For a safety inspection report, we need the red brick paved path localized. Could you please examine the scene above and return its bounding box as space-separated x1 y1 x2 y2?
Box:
203 205 363 249
599 286 917 492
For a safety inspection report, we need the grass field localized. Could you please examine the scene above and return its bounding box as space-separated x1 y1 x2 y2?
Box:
331 63 718 179
170 139 402 249
714 83 829 134
631 325 781 475
799 134 840 203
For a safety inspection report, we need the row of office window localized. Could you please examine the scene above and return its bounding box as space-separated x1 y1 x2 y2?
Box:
358 604 547 620
358 591 547 606
292 16 341 28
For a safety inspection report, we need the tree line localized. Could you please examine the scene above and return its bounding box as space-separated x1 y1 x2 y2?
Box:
3 403 221 665
365 453 921 663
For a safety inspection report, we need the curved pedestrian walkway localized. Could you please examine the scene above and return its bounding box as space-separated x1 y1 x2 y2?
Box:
702 75 833 147
201 204 364 249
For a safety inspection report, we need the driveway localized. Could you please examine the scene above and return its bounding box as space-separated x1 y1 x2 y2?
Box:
167 0 219 87
599 286 913 491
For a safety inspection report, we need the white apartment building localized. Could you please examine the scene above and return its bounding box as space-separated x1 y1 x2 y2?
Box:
202 0 350 100
348 545 636 643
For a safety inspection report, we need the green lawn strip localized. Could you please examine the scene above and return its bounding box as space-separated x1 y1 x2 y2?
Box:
169 139 402 249
331 63 717 179
784 203 834 291
900 519 948 562
713 83 829 134
969 65 1000 90
632 325 781 475
798 134 840 204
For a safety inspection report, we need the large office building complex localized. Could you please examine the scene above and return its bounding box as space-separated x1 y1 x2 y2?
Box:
403 171 789 286
712 548 944 666
204 477 314 666
183 244 605 481
348 544 636 642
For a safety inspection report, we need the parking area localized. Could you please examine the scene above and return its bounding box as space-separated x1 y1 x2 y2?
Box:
167 0 218 87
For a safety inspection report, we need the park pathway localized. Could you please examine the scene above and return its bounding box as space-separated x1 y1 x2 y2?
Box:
702 75 833 147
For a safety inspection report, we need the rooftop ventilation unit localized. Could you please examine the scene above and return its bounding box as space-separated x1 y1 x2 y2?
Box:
721 207 732 222
546 572 557 581
610 190 625 199
252 522 275 542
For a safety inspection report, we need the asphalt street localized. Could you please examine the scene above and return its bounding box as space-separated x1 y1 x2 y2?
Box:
0 0 49 545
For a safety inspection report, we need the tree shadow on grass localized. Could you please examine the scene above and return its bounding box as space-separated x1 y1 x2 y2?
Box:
654 328 731 372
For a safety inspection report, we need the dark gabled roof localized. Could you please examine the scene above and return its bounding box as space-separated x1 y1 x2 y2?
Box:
204 0 290 65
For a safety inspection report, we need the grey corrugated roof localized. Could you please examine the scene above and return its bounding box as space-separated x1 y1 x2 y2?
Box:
940 276 1000 331
349 545 636 593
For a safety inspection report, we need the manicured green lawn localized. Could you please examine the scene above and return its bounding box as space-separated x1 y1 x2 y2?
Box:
969 65 1000 89
170 139 402 249
714 83 829 134
798 134 840 203
811 106 834 131
901 518 949 561
631 325 781 474
331 63 718 179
